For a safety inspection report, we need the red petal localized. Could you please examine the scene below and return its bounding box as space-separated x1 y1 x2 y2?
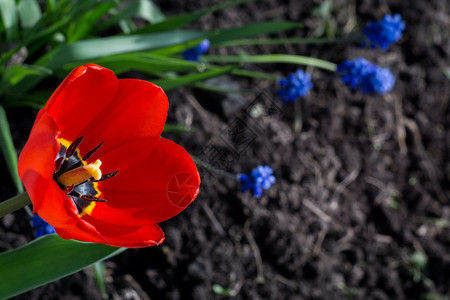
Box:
18 110 60 213
44 64 119 143
88 138 200 226
18 110 106 243
80 215 165 248
78 79 168 158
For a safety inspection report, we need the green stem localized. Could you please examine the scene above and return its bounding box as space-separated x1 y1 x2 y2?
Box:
0 193 31 218
203 54 337 71
192 156 238 180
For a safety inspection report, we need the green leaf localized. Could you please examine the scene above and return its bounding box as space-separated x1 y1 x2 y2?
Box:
149 38 206 56
66 1 117 43
0 65 52 93
17 0 42 32
7 30 206 97
93 261 108 299
45 0 56 14
209 21 301 44
203 54 337 71
96 0 165 33
0 106 23 193
410 251 428 270
0 0 113 67
0 0 18 42
0 235 125 299
443 67 450 81
136 11 206 34
39 30 206 69
164 124 195 133
135 0 254 34
62 53 201 75
153 65 238 91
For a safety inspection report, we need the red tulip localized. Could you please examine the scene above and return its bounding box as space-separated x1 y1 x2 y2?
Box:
18 64 200 248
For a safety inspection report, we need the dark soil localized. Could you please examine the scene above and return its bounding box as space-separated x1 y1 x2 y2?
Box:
1 0 450 299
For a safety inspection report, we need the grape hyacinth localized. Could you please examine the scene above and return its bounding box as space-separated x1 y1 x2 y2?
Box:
31 214 56 238
363 14 405 50
183 39 210 61
278 69 313 103
238 165 276 198
337 57 395 95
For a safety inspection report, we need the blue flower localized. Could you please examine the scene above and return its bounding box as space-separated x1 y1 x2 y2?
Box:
238 165 276 198
337 58 395 95
31 214 56 238
277 69 313 103
362 66 395 94
362 14 405 50
183 39 210 61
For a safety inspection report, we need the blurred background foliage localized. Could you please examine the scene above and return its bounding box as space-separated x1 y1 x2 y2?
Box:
0 0 336 109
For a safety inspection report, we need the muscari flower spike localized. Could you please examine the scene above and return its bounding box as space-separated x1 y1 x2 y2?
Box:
277 69 313 103
362 13 405 50
31 214 56 237
337 57 395 95
183 39 210 62
238 165 276 198
18 64 201 248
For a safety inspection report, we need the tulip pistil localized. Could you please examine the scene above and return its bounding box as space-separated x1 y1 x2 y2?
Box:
57 159 103 187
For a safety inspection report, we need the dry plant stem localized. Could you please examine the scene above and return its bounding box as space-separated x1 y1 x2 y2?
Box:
0 193 31 218
201 202 226 236
244 220 265 284
394 96 408 155
294 99 303 133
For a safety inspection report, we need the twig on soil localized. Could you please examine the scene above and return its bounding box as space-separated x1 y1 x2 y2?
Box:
374 234 393 244
244 220 265 284
293 99 303 133
123 274 150 300
365 176 399 205
274 274 297 289
186 92 210 121
201 202 227 237
302 198 345 232
343 0 357 34
302 198 332 224
331 168 360 202
403 118 447 203
334 229 355 252
394 96 408 155
229 280 244 297
312 226 328 256
412 239 426 254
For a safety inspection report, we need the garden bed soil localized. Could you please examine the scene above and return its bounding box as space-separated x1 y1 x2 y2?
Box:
1 0 449 299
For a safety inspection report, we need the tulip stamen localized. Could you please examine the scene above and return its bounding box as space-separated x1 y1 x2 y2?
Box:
64 184 75 194
70 191 108 203
54 156 64 173
80 194 108 202
65 136 84 159
91 171 119 182
83 142 104 161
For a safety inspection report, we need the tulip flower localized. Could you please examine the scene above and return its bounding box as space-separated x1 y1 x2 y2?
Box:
18 64 200 248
